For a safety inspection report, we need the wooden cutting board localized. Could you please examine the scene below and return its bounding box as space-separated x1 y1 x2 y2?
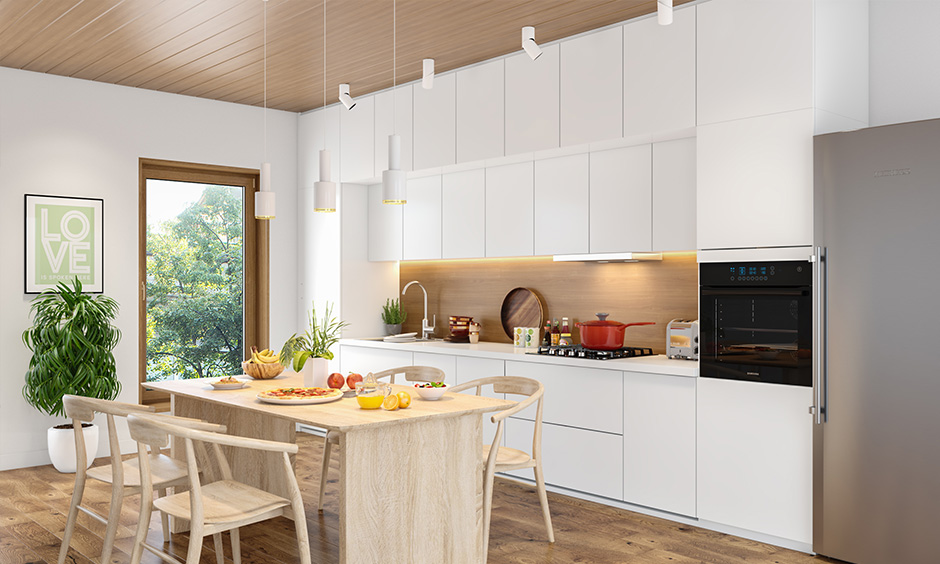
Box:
499 287 544 339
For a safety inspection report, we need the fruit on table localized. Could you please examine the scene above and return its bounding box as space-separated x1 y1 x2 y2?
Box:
382 394 400 411
396 391 411 409
248 346 281 365
346 372 363 389
327 372 345 389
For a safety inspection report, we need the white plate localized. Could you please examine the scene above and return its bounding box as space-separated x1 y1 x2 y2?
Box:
257 390 344 405
211 381 248 390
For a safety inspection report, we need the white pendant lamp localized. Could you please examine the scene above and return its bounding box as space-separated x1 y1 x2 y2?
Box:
314 0 337 213
382 0 406 205
522 26 542 61
422 58 434 89
255 0 275 220
658 0 673 25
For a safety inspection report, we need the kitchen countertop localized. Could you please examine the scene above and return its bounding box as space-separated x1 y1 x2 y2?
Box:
340 338 699 378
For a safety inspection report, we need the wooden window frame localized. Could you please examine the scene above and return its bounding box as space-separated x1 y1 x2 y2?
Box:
138 158 269 405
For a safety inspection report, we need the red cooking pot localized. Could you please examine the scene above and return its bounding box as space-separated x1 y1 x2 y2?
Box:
576 313 655 351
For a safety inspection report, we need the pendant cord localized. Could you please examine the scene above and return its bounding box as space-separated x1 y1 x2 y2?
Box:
263 0 268 164
392 0 396 135
323 0 327 150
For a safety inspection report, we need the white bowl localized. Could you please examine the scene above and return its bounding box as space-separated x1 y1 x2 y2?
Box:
413 383 448 401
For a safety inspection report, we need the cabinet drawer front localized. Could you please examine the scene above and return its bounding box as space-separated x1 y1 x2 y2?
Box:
505 418 623 500
506 361 623 434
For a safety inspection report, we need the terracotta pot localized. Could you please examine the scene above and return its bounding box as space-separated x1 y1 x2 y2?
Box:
576 313 655 351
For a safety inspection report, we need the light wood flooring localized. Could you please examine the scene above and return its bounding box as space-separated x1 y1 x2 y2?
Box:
0 433 841 564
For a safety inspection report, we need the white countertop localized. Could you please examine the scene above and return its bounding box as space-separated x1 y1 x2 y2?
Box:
340 338 699 378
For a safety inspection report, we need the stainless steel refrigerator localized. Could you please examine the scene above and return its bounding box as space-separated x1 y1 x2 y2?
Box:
813 119 940 564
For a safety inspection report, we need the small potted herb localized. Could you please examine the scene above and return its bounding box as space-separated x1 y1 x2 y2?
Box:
381 298 407 335
279 302 348 387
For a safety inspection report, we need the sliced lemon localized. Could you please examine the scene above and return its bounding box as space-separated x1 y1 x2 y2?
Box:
396 391 412 409
382 394 400 411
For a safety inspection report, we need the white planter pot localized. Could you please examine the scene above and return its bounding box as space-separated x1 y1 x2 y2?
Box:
48 423 98 473
303 357 329 388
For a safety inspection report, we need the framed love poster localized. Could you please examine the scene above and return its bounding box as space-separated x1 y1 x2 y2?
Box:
25 194 104 294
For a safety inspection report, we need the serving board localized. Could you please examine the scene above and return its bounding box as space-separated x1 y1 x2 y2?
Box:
499 287 544 339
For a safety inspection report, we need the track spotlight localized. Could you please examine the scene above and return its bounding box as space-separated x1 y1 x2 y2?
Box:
522 26 542 61
338 83 356 110
422 58 435 90
658 0 673 25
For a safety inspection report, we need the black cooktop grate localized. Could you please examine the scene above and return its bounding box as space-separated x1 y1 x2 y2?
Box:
530 344 655 360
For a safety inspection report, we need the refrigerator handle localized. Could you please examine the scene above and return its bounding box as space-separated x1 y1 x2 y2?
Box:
811 247 828 424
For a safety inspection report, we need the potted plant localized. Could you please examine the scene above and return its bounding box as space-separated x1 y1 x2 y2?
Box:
381 298 407 335
22 278 121 473
279 302 348 387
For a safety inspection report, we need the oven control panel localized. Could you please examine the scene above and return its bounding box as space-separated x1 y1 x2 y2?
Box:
700 261 811 286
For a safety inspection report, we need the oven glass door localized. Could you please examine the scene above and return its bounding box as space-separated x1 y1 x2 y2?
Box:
700 287 812 386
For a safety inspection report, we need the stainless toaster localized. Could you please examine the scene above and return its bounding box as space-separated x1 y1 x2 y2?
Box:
667 319 699 360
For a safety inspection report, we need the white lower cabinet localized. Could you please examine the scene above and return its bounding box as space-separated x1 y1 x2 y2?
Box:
412 352 457 388
339 345 413 377
623 371 696 517
455 356 506 447
505 417 623 501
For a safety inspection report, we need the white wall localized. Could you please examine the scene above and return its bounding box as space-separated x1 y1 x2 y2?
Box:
0 68 299 470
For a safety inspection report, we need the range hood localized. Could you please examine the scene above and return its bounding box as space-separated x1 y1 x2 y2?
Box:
552 252 663 263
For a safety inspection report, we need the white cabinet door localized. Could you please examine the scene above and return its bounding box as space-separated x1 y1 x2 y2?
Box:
560 26 623 147
652 137 696 251
412 352 457 388
339 345 413 377
589 145 652 253
340 94 375 182
485 162 534 258
374 86 413 176
413 75 456 170
456 59 504 163
505 44 560 155
534 153 589 256
697 109 814 250
623 371 696 517
402 175 442 261
697 378 813 544
368 184 403 261
623 6 696 137
505 418 623 501
455 356 505 446
505 361 622 434
697 0 813 125
442 169 485 259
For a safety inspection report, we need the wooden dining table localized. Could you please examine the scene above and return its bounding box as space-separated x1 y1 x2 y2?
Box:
143 372 514 564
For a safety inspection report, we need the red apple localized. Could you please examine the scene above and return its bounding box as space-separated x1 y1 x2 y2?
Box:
346 372 363 390
327 372 345 389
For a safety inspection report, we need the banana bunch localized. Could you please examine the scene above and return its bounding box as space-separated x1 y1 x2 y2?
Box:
248 346 280 365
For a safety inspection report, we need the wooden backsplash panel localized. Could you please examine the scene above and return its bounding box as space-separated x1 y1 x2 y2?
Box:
398 254 698 353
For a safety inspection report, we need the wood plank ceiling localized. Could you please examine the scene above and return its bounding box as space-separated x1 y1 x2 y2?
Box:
0 0 693 113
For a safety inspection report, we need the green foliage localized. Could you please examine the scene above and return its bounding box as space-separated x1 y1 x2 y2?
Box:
146 185 244 381
22 278 121 418
381 298 407 324
279 302 349 372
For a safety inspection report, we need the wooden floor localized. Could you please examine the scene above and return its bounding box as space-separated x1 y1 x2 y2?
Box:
0 433 841 564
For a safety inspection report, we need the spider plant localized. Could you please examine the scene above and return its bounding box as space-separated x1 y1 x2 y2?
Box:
279 302 349 372
22 278 121 418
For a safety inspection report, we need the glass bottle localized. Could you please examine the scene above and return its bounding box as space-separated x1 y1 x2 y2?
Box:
550 318 561 346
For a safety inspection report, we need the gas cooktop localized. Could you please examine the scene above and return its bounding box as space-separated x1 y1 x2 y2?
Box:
529 344 655 360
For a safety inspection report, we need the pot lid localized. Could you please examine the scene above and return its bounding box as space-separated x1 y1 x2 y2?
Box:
577 313 627 327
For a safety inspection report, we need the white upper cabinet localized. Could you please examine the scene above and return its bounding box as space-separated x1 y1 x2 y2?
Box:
589 144 652 253
534 153 589 256
485 162 534 258
367 184 403 261
456 59 504 163
652 137 696 251
623 6 696 137
697 109 814 250
374 86 414 176
339 94 375 182
697 0 813 125
560 26 623 147
402 175 442 261
413 74 456 170
505 44 560 155
441 169 485 259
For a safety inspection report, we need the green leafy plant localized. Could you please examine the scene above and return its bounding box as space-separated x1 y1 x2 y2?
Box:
279 302 349 372
381 298 407 325
22 278 122 418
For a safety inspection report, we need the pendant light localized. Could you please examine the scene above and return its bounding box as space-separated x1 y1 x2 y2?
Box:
255 0 275 220
382 0 406 205
314 0 336 213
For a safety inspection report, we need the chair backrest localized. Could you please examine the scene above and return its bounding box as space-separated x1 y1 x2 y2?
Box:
449 376 545 459
371 365 445 384
62 395 157 480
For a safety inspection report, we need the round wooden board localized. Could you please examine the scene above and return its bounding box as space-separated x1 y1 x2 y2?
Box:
499 287 544 339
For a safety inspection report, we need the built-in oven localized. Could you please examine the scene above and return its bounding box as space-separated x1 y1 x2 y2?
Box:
700 260 812 386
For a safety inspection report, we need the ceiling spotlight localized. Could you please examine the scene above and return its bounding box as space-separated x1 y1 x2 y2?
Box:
522 26 542 61
422 58 434 90
657 0 673 25
338 83 356 110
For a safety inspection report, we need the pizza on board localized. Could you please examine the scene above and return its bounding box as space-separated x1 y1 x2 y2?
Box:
257 387 343 400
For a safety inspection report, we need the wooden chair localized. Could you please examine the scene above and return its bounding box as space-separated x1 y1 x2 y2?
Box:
127 413 311 564
449 376 554 562
317 365 445 511
58 395 222 564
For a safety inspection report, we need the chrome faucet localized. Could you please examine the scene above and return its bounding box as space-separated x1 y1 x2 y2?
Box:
402 280 435 340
